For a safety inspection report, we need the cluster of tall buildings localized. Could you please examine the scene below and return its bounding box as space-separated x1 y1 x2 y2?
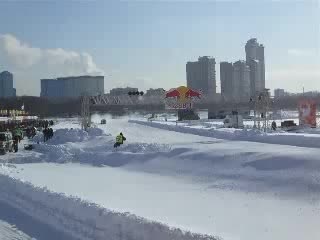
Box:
221 38 265 102
186 38 266 103
0 72 165 100
0 71 105 99
0 71 16 98
41 76 104 98
1 38 266 102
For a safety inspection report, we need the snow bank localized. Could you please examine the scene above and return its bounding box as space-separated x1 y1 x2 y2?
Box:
0 219 34 240
0 174 217 240
11 126 171 165
87 127 104 137
8 142 172 167
32 128 104 145
130 120 320 149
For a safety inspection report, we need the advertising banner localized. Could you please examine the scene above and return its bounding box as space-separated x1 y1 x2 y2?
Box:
298 99 317 128
164 86 201 110
165 101 193 110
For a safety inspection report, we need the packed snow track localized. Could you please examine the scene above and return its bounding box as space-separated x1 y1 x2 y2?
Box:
1 114 320 240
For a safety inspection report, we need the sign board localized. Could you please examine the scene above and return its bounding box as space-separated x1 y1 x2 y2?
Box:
165 101 193 110
164 86 201 110
298 99 317 128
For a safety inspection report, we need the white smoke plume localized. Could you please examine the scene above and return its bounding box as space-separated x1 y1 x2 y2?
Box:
0 34 104 95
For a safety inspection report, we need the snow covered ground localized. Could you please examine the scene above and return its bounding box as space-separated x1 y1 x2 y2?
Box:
0 199 74 240
130 119 320 148
1 113 320 240
0 219 34 240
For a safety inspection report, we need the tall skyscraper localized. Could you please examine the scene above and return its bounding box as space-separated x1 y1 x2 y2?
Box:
220 62 233 101
186 56 216 95
245 38 265 96
0 71 16 98
232 60 251 102
248 59 262 96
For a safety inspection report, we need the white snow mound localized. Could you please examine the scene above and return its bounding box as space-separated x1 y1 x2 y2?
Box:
130 120 320 148
33 128 104 145
0 173 218 240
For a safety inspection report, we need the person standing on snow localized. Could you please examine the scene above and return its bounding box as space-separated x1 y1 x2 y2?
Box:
48 128 54 139
43 128 49 142
13 136 19 152
114 132 126 148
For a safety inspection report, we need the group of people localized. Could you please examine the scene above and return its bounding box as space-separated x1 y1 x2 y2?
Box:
2 117 127 148
25 126 37 139
43 128 54 142
11 127 24 143
0 119 54 153
0 119 54 133
40 120 54 129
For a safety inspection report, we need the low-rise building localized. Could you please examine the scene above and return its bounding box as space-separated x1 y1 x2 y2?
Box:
145 88 165 96
274 88 285 98
41 75 104 98
110 87 138 96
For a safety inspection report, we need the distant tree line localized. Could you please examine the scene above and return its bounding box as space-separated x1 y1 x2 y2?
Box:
197 95 320 112
273 95 320 110
1 94 319 118
0 97 81 117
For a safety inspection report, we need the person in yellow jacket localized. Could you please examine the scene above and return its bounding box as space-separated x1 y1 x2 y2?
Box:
114 132 126 148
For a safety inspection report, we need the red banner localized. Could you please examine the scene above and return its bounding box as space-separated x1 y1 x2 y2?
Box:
164 86 201 110
298 100 317 128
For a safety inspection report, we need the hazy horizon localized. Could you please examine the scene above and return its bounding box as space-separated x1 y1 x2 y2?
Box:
0 0 319 96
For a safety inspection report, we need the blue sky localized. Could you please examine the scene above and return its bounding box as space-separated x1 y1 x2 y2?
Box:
0 0 319 95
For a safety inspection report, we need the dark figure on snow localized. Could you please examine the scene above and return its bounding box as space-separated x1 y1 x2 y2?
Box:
13 137 19 152
13 135 19 152
271 121 277 131
43 128 48 142
26 128 31 139
49 128 54 139
114 132 126 148
32 127 37 138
